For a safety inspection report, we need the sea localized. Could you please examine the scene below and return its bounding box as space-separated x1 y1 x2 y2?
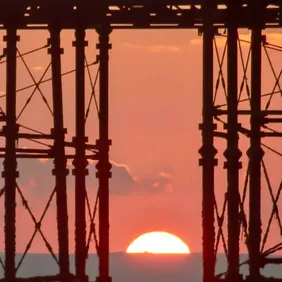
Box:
0 253 282 282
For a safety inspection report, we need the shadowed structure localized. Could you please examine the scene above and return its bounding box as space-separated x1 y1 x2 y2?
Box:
0 1 281 282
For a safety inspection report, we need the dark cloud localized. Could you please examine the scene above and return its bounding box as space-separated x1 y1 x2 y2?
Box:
0 159 173 197
109 161 173 195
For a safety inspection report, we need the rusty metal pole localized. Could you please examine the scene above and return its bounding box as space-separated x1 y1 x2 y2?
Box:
3 27 19 281
73 27 88 281
48 27 70 281
95 26 112 282
200 1 217 282
226 2 241 281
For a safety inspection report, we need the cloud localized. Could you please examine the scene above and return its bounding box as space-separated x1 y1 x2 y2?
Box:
109 161 173 195
122 43 181 53
264 33 282 45
0 159 173 197
190 30 282 49
32 66 43 71
190 33 251 48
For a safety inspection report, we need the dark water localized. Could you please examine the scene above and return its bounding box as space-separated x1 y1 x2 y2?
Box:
0 253 281 282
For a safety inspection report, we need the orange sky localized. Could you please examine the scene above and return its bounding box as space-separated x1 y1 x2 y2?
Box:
0 29 281 255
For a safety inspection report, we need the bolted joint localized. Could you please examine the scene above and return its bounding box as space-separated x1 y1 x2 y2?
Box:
35 222 41 230
246 147 265 158
72 158 88 168
198 145 218 158
197 27 203 36
96 171 112 178
3 34 20 42
72 168 89 176
2 124 20 135
95 277 112 282
96 42 112 50
50 128 67 135
72 136 89 145
223 148 242 160
250 115 263 126
226 274 243 282
261 35 267 45
47 47 64 55
223 161 242 169
75 276 89 282
2 170 19 178
223 122 241 131
95 139 112 148
199 158 218 167
72 40 88 47
52 168 69 176
96 160 112 171
96 26 113 36
47 38 64 55
199 123 217 131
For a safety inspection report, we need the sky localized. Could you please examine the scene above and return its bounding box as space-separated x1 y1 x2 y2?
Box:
0 28 281 256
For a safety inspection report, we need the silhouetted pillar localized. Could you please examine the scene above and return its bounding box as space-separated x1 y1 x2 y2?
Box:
48 27 70 280
73 28 88 281
95 26 112 282
225 2 241 281
3 27 19 281
199 1 217 282
248 3 264 279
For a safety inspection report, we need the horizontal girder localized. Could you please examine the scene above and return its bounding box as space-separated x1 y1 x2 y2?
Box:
0 1 280 29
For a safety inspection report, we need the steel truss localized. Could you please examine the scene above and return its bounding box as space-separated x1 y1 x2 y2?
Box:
0 27 110 282
0 1 280 282
199 1 282 282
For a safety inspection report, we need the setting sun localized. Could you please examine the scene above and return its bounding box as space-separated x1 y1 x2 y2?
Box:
126 231 190 254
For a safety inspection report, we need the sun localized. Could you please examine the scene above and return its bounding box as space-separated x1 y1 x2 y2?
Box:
126 231 190 254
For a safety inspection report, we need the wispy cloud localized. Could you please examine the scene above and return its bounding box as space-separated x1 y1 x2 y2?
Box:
264 33 282 45
32 66 43 71
122 43 181 53
190 33 251 48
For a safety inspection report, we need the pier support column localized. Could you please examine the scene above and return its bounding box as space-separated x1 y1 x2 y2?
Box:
95 26 112 282
48 27 70 281
3 27 19 281
200 1 217 282
225 2 242 281
248 19 263 282
73 28 88 282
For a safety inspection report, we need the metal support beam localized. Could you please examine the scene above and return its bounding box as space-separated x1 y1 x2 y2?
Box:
3 27 19 281
248 2 263 278
95 26 112 282
48 28 70 280
225 2 241 281
73 28 88 281
200 1 217 281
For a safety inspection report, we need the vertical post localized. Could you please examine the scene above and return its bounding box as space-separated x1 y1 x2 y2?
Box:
48 27 70 280
225 2 241 281
199 1 217 282
3 27 19 281
248 3 263 278
73 28 88 281
95 26 112 282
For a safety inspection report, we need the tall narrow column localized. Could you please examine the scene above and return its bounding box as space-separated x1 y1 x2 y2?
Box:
3 27 19 281
225 2 241 280
199 1 217 282
73 28 88 280
248 11 263 279
95 27 112 282
48 28 70 280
